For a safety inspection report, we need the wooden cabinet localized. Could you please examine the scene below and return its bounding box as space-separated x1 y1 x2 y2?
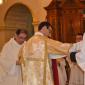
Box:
45 0 85 43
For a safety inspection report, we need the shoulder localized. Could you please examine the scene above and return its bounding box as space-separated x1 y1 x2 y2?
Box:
2 39 11 49
1 38 13 52
27 35 45 43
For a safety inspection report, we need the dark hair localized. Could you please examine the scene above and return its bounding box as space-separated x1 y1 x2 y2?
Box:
38 21 51 31
16 29 28 35
76 33 83 36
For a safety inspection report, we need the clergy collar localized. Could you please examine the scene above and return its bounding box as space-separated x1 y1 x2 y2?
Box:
35 32 44 36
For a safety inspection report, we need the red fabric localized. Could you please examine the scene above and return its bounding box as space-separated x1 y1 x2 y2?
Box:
52 59 59 85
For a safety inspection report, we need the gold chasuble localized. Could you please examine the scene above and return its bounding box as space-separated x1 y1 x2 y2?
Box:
20 32 71 85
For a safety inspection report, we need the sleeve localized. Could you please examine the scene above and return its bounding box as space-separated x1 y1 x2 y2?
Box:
0 43 14 71
46 38 71 55
69 43 77 52
0 43 10 82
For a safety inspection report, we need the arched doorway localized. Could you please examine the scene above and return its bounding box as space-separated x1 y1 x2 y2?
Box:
4 3 34 42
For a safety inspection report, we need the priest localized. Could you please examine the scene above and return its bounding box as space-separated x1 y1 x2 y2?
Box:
20 21 71 85
0 29 28 85
70 33 85 85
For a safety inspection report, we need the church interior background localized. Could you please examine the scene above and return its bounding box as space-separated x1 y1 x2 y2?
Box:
0 0 85 50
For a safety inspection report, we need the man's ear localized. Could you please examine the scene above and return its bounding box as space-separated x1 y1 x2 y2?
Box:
14 34 17 39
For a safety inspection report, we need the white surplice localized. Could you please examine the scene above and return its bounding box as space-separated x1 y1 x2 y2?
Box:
76 33 85 85
0 38 23 85
69 41 84 85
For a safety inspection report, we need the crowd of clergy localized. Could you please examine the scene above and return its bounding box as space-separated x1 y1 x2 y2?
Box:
0 21 85 85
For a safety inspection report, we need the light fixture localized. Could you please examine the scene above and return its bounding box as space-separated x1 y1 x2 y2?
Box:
0 0 3 5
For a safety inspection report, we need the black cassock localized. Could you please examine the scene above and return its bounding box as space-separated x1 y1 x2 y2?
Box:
70 52 77 63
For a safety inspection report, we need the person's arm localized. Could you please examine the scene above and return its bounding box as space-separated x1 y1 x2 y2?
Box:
0 43 12 82
46 38 72 55
69 43 76 52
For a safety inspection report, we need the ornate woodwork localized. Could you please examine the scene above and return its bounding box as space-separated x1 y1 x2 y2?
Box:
45 0 85 43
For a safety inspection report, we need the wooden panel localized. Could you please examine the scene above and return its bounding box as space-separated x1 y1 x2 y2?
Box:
45 0 85 43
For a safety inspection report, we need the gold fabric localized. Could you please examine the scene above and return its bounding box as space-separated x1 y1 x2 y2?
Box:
20 33 71 85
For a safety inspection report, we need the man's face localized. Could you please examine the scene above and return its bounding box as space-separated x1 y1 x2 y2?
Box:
48 27 52 38
76 35 83 42
43 26 52 37
15 33 27 44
